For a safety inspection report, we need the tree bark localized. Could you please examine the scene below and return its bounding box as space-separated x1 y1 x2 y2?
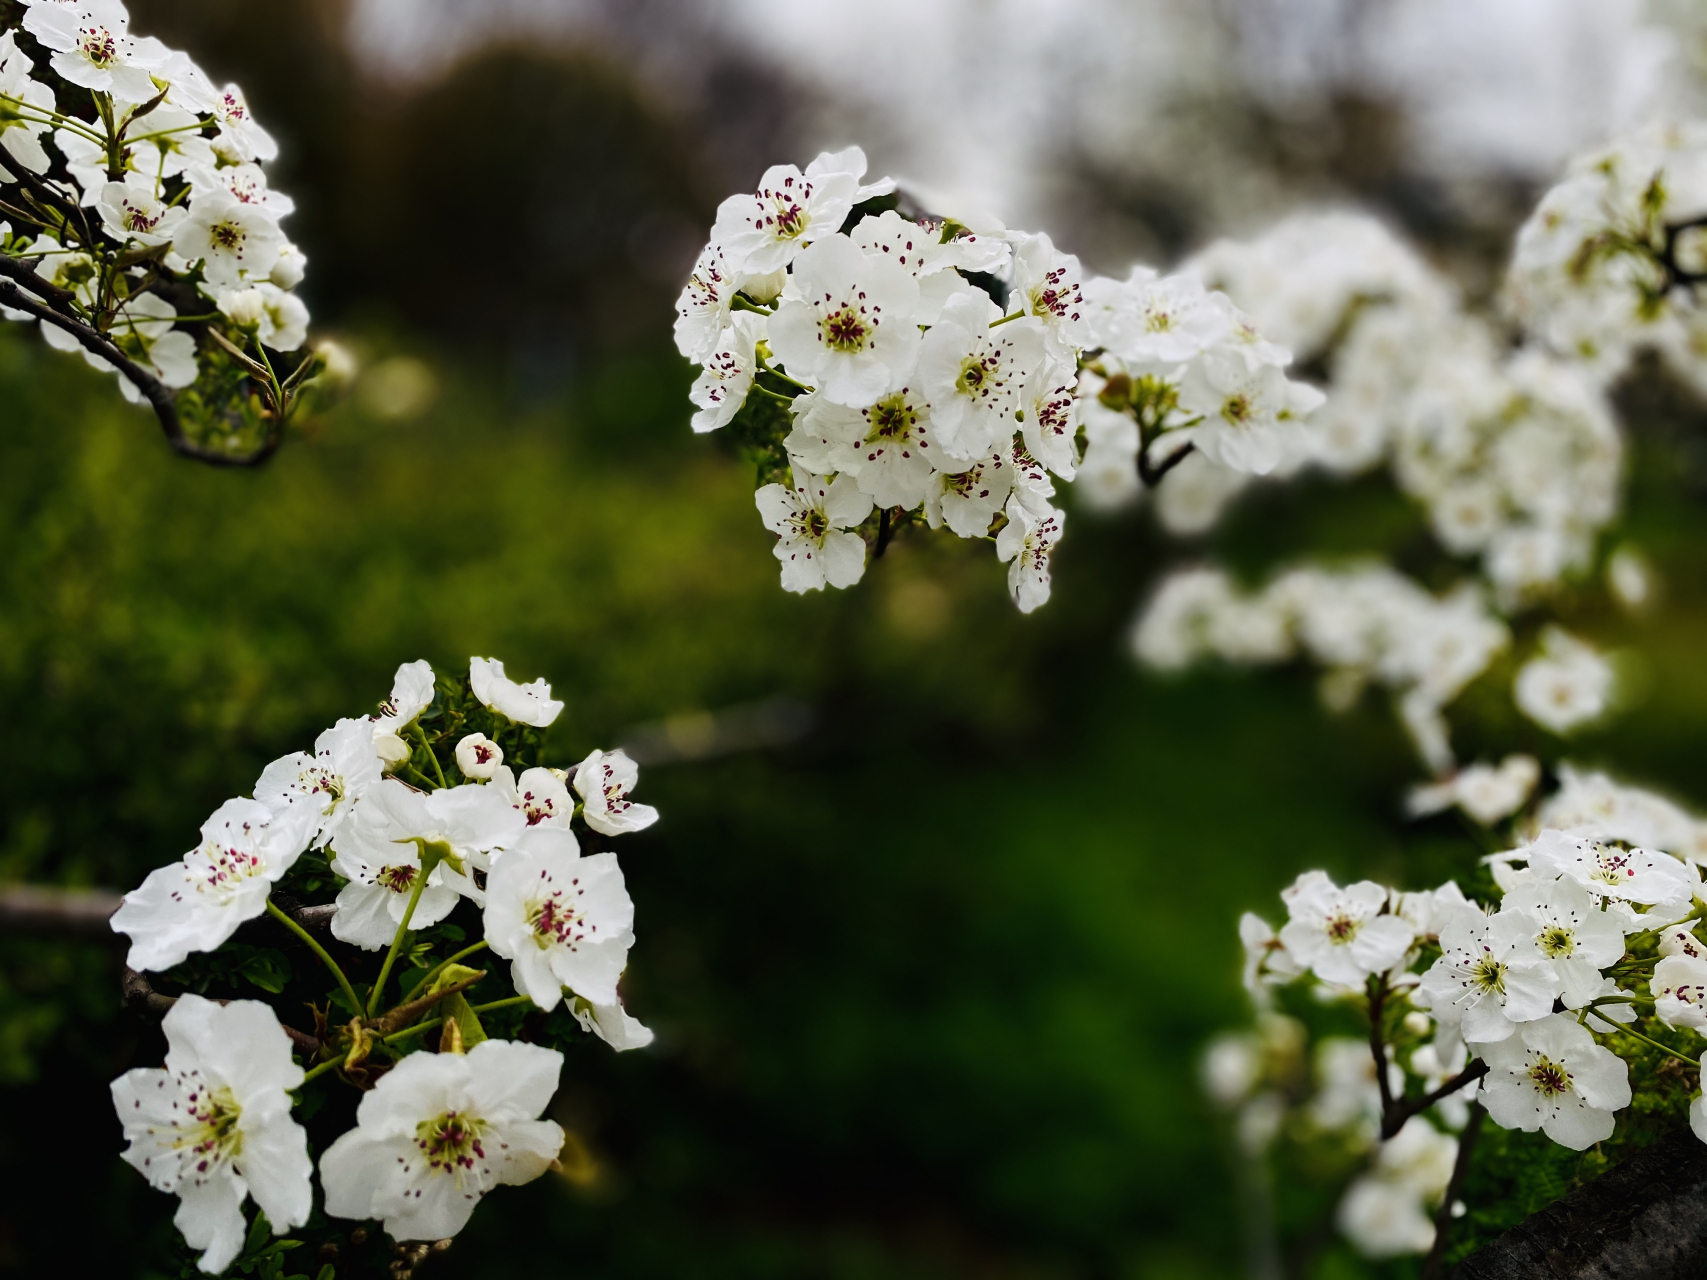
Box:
1455 1127 1707 1279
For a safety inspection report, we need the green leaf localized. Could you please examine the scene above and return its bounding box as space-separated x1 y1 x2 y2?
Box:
440 991 487 1048
236 947 291 994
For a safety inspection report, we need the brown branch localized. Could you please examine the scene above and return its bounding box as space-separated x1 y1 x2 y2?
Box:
0 276 283 468
1368 973 1396 1124
123 966 321 1056
1421 1102 1484 1280
1383 1060 1491 1140
0 251 77 306
1137 437 1195 487
369 970 488 1036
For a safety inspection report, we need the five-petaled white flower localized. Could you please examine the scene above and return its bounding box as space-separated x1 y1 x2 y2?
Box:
470 656 563 727
688 312 761 433
1480 1013 1631 1150
572 993 656 1051
254 717 383 849
1653 955 1707 1032
767 234 920 407
995 495 1065 615
110 995 312 1274
492 764 574 830
175 191 284 289
23 0 168 102
1277 871 1415 987
572 748 659 837
98 177 187 248
916 288 1043 464
754 469 872 593
1176 346 1323 476
1503 878 1625 1008
1419 908 1560 1044
112 797 313 972
709 148 882 276
329 779 523 948
483 825 635 1009
1009 232 1088 356
1514 627 1615 734
373 659 435 761
923 450 1013 539
1524 829 1696 909
319 1039 565 1241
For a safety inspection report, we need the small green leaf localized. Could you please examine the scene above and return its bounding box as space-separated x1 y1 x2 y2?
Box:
237 948 291 994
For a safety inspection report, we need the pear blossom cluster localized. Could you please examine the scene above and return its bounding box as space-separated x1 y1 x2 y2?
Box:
1214 764 1707 1261
1507 119 1707 389
109 658 659 1272
0 1 320 461
1133 562 1619 772
674 147 1318 612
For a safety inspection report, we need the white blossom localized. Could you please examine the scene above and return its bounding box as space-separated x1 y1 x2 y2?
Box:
754 469 871 593
571 993 655 1051
1480 1013 1631 1150
492 764 574 831
1524 829 1696 910
915 288 1041 463
1277 872 1415 987
97 177 186 248
0 32 55 176
709 156 860 276
175 192 284 290
484 825 634 1010
1176 347 1322 476
1503 877 1626 1008
319 1040 565 1241
688 312 760 433
112 798 313 972
254 717 384 849
469 656 563 728
1336 1117 1459 1259
1419 908 1560 1044
572 748 658 837
455 733 503 781
23 0 169 102
994 495 1064 614
1653 955 1707 1032
329 779 523 948
1009 232 1088 356
767 233 920 406
1405 756 1540 827
111 995 311 1274
1514 627 1615 734
923 449 1012 539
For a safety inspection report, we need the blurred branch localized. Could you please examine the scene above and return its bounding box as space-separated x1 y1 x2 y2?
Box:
1421 1101 1483 1280
0 275 283 469
123 967 320 1056
1137 436 1194 488
0 885 123 935
0 885 335 935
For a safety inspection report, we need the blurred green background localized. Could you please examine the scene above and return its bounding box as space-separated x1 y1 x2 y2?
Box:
4 4 1707 1278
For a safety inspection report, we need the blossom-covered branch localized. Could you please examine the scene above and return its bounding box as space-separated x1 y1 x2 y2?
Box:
673 148 1320 612
106 657 660 1273
0 2 334 465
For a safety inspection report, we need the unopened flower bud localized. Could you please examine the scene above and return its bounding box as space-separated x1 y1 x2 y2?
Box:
218 287 268 330
455 732 503 780
1403 1011 1431 1035
372 725 411 767
271 243 308 290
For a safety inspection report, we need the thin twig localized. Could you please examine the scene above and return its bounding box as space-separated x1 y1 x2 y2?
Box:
1368 973 1396 1122
123 967 320 1055
0 885 124 935
1384 1060 1491 1139
0 277 282 468
873 507 894 559
1420 1102 1484 1280
1137 437 1195 487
